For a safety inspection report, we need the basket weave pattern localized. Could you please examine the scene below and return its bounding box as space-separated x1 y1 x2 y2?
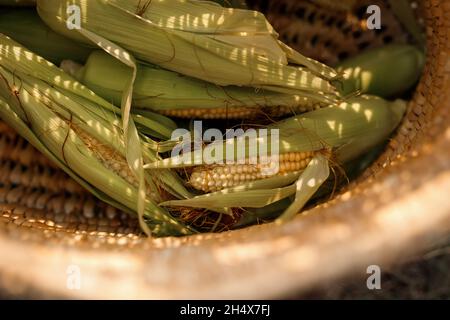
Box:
0 0 449 299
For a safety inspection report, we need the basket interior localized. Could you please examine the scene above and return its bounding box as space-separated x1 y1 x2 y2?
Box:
0 0 449 299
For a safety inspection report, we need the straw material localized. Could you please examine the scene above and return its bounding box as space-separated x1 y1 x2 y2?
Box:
0 0 449 299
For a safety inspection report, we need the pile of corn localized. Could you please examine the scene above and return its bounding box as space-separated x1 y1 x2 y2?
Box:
0 0 424 236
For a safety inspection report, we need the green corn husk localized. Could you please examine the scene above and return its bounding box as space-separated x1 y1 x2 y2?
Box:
237 140 390 227
37 0 340 103
63 50 327 117
0 34 194 237
152 95 406 221
0 22 177 141
0 9 92 65
336 44 425 97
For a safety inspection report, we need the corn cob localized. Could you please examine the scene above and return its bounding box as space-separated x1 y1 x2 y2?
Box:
0 189 137 235
158 105 322 119
152 96 406 221
336 44 425 97
235 198 293 228
64 51 326 119
0 9 91 65
311 0 357 11
0 34 194 236
37 0 340 103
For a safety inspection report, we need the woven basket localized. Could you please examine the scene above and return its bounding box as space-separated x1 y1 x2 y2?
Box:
0 0 449 299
